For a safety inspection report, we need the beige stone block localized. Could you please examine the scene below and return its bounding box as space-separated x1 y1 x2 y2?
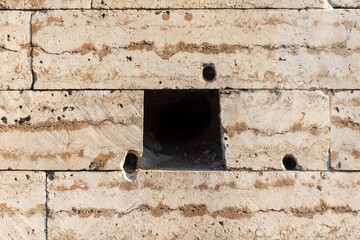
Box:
0 0 91 9
0 171 45 239
0 91 143 170
48 171 360 239
0 11 31 90
330 0 360 8
32 10 360 90
93 0 330 9
331 91 360 170
221 90 330 170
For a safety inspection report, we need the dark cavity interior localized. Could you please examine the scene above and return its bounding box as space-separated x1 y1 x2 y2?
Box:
141 90 224 170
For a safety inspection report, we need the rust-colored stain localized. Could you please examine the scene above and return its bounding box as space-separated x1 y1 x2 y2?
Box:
184 13 193 21
0 118 124 133
14 64 22 74
140 203 171 217
331 151 339 161
352 149 360 159
291 199 356 219
179 204 207 217
32 16 64 35
195 182 209 190
25 204 46 217
143 181 164 190
69 207 117 218
98 180 163 191
68 43 112 61
162 13 170 21
212 206 252 219
88 152 115 170
0 203 16 217
225 116 324 138
225 122 248 137
55 180 89 192
1 149 83 162
215 181 237 191
332 116 360 131
254 178 296 189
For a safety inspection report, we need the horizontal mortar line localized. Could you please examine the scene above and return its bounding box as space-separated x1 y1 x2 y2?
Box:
0 88 358 92
0 169 359 173
0 7 336 11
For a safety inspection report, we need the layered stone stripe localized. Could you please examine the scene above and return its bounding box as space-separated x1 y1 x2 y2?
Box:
0 172 45 240
0 91 143 170
32 10 360 90
48 171 360 239
221 90 330 170
331 91 360 170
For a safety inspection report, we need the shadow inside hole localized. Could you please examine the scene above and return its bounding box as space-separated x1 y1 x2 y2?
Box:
282 154 297 170
141 90 224 170
202 65 216 82
124 153 138 174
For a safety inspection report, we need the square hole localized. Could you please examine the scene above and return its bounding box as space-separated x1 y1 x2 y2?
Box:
139 90 225 170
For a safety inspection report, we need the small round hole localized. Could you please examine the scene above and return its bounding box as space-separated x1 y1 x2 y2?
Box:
282 154 297 170
124 153 138 174
202 64 216 82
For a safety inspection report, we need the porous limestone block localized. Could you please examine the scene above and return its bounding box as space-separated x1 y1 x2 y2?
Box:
48 171 360 239
331 91 360 170
0 0 91 9
330 0 360 8
221 90 330 170
93 0 330 9
0 91 143 170
32 10 360 90
0 172 45 240
0 11 31 90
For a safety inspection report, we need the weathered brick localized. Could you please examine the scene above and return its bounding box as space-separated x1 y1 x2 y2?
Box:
221 90 330 170
48 171 360 239
32 10 360 90
0 91 143 170
93 0 330 9
0 0 91 9
331 91 360 170
0 172 45 239
0 11 31 90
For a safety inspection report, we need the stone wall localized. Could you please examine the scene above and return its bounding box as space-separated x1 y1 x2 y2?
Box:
0 0 360 239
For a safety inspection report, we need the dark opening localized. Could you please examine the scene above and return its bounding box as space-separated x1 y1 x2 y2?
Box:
202 64 216 82
141 90 224 170
124 153 138 174
282 154 297 170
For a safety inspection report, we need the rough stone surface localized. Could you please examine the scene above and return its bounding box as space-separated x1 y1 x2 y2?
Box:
0 0 91 9
32 10 360 90
331 91 360 170
0 91 143 170
330 0 360 8
221 90 330 170
0 11 31 90
93 0 330 9
0 172 45 239
48 171 360 239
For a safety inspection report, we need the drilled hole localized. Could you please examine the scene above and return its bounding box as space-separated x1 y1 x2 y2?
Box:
124 153 138 174
282 154 297 170
202 64 216 82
